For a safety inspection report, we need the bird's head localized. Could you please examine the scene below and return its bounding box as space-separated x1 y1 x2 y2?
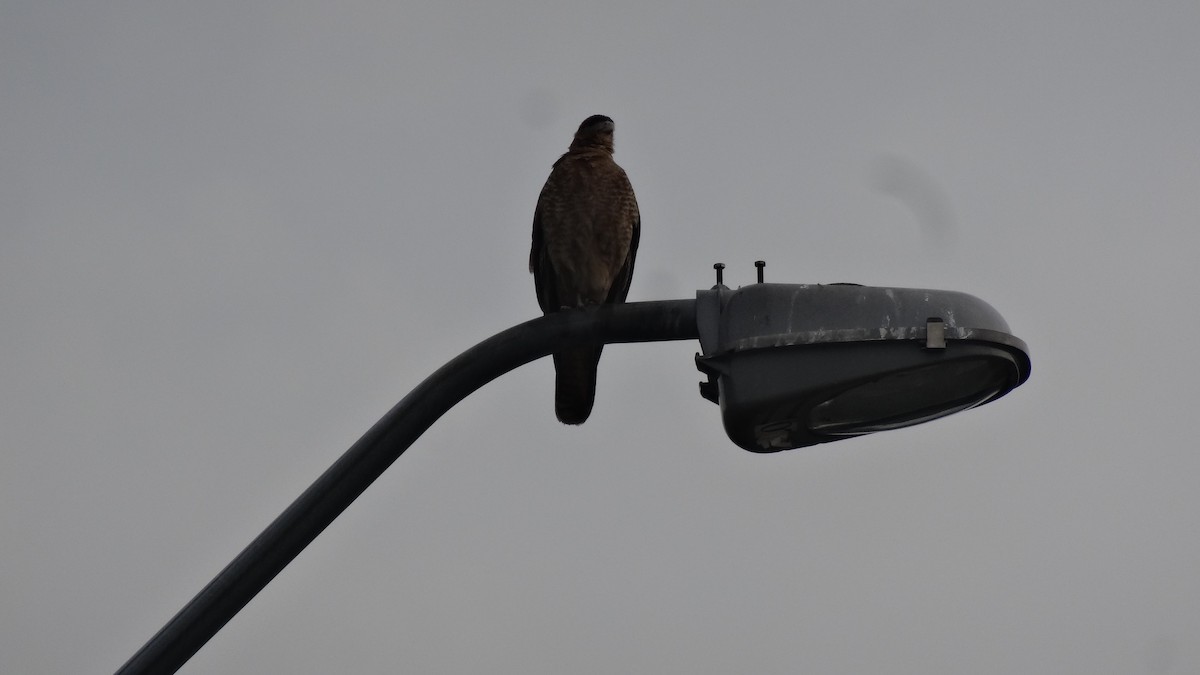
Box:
570 115 616 152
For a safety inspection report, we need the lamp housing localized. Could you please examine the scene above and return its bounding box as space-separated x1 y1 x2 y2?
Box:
695 282 1030 452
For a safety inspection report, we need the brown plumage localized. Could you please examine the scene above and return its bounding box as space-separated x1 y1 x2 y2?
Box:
530 115 640 424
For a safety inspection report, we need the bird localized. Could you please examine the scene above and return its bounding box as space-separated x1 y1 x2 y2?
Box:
530 114 640 424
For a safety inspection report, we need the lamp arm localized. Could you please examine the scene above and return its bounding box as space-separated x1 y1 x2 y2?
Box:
116 299 699 675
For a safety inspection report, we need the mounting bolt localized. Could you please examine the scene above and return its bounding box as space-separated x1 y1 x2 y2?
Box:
713 263 725 285
755 260 765 283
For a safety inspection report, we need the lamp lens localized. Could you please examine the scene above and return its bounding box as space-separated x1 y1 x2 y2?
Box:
809 357 1010 435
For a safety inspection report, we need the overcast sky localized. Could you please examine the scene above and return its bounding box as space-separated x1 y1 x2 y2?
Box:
3 2 1199 673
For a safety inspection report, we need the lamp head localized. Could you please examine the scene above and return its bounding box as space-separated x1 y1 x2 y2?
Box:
695 282 1030 452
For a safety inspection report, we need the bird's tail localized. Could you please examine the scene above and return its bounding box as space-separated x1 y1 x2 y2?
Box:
552 346 603 425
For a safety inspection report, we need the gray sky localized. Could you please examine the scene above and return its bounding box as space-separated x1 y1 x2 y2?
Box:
3 2 1198 673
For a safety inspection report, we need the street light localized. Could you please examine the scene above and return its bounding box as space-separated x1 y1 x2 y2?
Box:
695 268 1030 451
115 265 1029 674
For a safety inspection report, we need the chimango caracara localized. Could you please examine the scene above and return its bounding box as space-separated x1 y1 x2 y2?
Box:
529 115 640 424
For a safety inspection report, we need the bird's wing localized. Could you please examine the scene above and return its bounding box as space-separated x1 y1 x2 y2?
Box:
606 210 638 304
606 169 639 304
530 171 561 314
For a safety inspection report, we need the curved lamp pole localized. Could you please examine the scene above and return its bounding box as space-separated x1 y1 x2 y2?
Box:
116 300 699 675
116 273 1031 674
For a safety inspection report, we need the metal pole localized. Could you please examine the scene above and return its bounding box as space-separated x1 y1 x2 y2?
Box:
116 299 699 675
